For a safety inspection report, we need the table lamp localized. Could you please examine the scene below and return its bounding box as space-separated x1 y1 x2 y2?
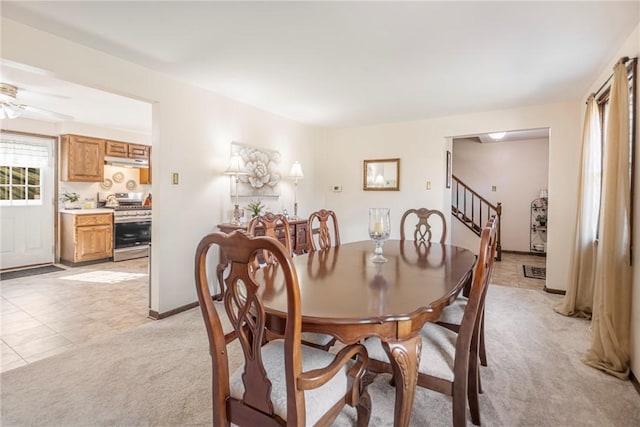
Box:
289 161 304 219
224 153 248 225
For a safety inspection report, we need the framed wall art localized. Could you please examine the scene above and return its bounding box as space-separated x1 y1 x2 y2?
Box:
446 150 452 189
231 142 281 197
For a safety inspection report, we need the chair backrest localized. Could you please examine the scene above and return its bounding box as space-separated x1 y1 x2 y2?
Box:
247 213 293 263
194 230 306 425
306 209 341 251
400 208 447 243
454 216 498 368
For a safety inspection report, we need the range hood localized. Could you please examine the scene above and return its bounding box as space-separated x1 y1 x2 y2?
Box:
104 155 149 168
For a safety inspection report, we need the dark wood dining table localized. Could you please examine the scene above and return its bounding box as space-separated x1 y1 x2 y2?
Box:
256 240 476 427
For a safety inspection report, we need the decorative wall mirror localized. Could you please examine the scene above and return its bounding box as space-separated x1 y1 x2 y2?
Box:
363 158 400 191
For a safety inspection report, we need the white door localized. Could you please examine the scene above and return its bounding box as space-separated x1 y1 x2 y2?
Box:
0 133 55 269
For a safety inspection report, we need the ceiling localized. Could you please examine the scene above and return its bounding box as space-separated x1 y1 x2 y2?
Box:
1 1 638 133
1 60 152 134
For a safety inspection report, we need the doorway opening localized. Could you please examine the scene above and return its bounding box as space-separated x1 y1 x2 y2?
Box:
449 128 550 289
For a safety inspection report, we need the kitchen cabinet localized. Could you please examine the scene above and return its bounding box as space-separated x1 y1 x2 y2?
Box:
139 147 152 184
60 212 113 264
106 140 149 160
60 134 105 182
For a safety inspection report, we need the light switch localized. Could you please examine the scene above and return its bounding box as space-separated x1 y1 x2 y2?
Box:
426 181 431 190
172 172 179 185
491 185 497 192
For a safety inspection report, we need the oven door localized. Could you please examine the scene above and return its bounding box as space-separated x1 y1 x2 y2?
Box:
114 219 151 249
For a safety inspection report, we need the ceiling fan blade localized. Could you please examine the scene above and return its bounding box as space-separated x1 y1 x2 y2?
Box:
19 86 72 100
19 104 74 121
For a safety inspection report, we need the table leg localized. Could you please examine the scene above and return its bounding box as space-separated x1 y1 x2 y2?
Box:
382 334 422 427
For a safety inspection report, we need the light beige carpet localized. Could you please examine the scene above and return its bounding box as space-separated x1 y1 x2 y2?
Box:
1 285 639 426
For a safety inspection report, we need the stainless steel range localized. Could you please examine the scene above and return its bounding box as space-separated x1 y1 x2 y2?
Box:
98 192 152 261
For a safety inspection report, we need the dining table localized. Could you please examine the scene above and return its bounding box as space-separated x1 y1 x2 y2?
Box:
255 239 476 427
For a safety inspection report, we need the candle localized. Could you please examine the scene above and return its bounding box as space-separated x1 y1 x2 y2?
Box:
374 221 384 234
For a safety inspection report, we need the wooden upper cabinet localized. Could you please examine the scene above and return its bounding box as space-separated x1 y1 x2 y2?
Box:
139 147 152 185
105 140 128 158
60 135 105 182
128 143 149 159
106 140 149 159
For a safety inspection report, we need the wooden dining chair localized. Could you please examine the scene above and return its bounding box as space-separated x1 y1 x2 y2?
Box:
302 209 342 350
400 208 447 243
249 212 336 351
247 212 293 262
195 230 371 426
437 216 499 367
364 219 498 427
307 209 341 251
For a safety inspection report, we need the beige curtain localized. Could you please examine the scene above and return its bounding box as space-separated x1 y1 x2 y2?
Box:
583 60 632 379
554 95 601 318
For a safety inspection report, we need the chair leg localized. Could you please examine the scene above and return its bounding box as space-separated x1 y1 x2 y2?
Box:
356 389 372 427
468 352 481 425
452 382 468 427
479 314 488 367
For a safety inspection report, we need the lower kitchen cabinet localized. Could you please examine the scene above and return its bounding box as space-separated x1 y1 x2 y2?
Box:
60 212 113 265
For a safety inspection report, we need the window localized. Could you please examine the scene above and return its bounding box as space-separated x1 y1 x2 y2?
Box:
594 57 637 249
0 136 51 206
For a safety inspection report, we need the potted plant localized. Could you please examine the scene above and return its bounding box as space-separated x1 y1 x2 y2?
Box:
246 199 264 218
60 192 81 209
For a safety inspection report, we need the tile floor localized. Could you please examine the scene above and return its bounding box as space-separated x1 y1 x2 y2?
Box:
1 258 151 373
0 251 547 373
492 251 547 290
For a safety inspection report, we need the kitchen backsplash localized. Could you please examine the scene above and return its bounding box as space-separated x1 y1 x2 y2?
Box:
59 165 151 208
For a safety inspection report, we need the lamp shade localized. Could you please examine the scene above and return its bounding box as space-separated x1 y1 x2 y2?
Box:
224 153 246 175
289 161 304 179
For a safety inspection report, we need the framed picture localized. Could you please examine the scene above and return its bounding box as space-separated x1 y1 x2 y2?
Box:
446 150 452 189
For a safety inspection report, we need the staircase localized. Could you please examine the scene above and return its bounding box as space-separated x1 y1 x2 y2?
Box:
451 174 502 260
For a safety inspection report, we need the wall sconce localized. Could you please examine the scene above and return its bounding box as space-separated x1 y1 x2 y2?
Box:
224 153 248 225
289 161 304 220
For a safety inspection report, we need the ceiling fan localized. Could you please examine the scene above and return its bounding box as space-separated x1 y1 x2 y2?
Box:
0 82 74 121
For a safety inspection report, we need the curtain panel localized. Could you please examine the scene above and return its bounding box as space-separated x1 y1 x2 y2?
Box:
554 95 601 318
583 60 632 379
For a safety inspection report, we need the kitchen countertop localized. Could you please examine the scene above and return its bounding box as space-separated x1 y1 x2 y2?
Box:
60 208 114 215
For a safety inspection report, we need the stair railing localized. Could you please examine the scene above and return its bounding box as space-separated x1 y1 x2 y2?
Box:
451 174 502 260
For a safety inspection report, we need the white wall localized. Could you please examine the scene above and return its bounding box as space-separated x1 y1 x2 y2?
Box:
1 18 327 314
452 137 550 252
325 101 580 291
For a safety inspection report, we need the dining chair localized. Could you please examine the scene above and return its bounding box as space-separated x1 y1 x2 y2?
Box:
307 209 341 251
247 212 293 261
195 230 372 426
437 216 499 367
364 219 498 427
301 209 342 351
249 212 336 351
399 208 447 243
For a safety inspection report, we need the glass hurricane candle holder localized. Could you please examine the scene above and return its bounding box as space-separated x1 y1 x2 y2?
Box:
369 208 390 263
